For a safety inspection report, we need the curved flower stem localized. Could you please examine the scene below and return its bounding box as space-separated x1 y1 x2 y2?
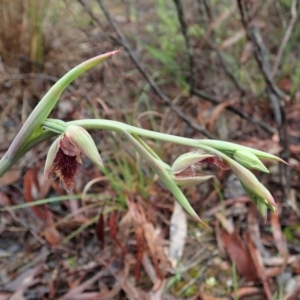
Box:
59 119 209 148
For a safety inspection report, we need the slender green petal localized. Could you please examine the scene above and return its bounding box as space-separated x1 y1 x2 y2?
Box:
172 174 214 187
64 125 103 168
233 150 269 173
171 152 214 174
44 136 60 178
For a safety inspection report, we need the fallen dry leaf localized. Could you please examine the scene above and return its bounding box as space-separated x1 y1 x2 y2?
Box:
270 212 288 257
43 226 61 246
95 212 105 249
245 233 272 300
0 169 21 188
24 168 48 219
169 201 187 268
232 286 262 298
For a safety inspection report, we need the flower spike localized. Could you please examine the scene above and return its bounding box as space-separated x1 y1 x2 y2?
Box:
227 158 277 217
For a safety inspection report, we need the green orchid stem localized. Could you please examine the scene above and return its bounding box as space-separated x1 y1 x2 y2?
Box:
0 117 217 177
43 118 276 166
44 118 216 149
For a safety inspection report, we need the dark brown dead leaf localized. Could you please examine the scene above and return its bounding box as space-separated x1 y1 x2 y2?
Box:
231 286 262 298
43 226 61 246
109 210 126 254
221 230 258 282
109 210 117 239
134 224 145 281
96 212 105 249
169 201 187 268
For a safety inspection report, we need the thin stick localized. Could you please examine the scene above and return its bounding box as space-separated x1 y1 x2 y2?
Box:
173 0 195 91
272 0 297 77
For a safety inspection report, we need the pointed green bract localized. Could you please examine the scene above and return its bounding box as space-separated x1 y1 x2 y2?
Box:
171 152 214 174
171 174 214 187
65 125 103 169
227 158 277 215
233 150 269 173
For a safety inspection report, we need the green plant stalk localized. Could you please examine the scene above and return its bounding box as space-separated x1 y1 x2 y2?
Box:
1 114 282 179
1 51 119 164
43 118 282 161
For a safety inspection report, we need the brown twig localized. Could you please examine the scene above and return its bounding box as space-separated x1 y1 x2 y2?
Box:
272 0 298 77
173 0 195 91
192 88 276 134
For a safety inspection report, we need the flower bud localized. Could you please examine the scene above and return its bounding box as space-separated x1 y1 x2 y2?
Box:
64 125 103 168
228 159 277 216
233 150 269 173
199 140 288 164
